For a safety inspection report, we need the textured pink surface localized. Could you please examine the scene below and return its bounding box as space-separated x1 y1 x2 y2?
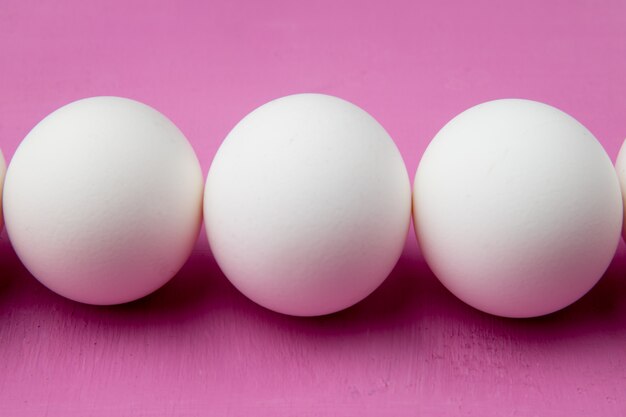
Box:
1 0 626 415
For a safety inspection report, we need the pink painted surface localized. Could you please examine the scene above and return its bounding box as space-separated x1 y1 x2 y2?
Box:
1 0 626 415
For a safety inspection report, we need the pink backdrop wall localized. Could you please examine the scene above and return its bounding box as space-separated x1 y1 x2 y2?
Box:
1 0 626 415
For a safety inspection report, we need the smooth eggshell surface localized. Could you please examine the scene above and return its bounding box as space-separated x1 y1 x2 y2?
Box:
414 99 622 318
613 139 626 238
3 97 204 305
0 149 5 229
204 94 411 316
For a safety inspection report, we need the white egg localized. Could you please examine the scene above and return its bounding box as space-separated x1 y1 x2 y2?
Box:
3 97 203 305
0 149 5 229
414 99 622 318
613 140 626 237
205 94 411 316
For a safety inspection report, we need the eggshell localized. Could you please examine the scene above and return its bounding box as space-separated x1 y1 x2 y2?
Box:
413 99 622 318
0 149 5 229
204 94 411 316
613 140 626 238
3 97 203 305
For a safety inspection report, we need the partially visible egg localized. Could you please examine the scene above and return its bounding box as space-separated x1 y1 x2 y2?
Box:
3 97 203 305
205 93 411 316
613 140 626 237
0 149 5 229
414 99 622 318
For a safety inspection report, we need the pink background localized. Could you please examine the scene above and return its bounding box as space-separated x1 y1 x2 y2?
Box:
1 0 626 415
